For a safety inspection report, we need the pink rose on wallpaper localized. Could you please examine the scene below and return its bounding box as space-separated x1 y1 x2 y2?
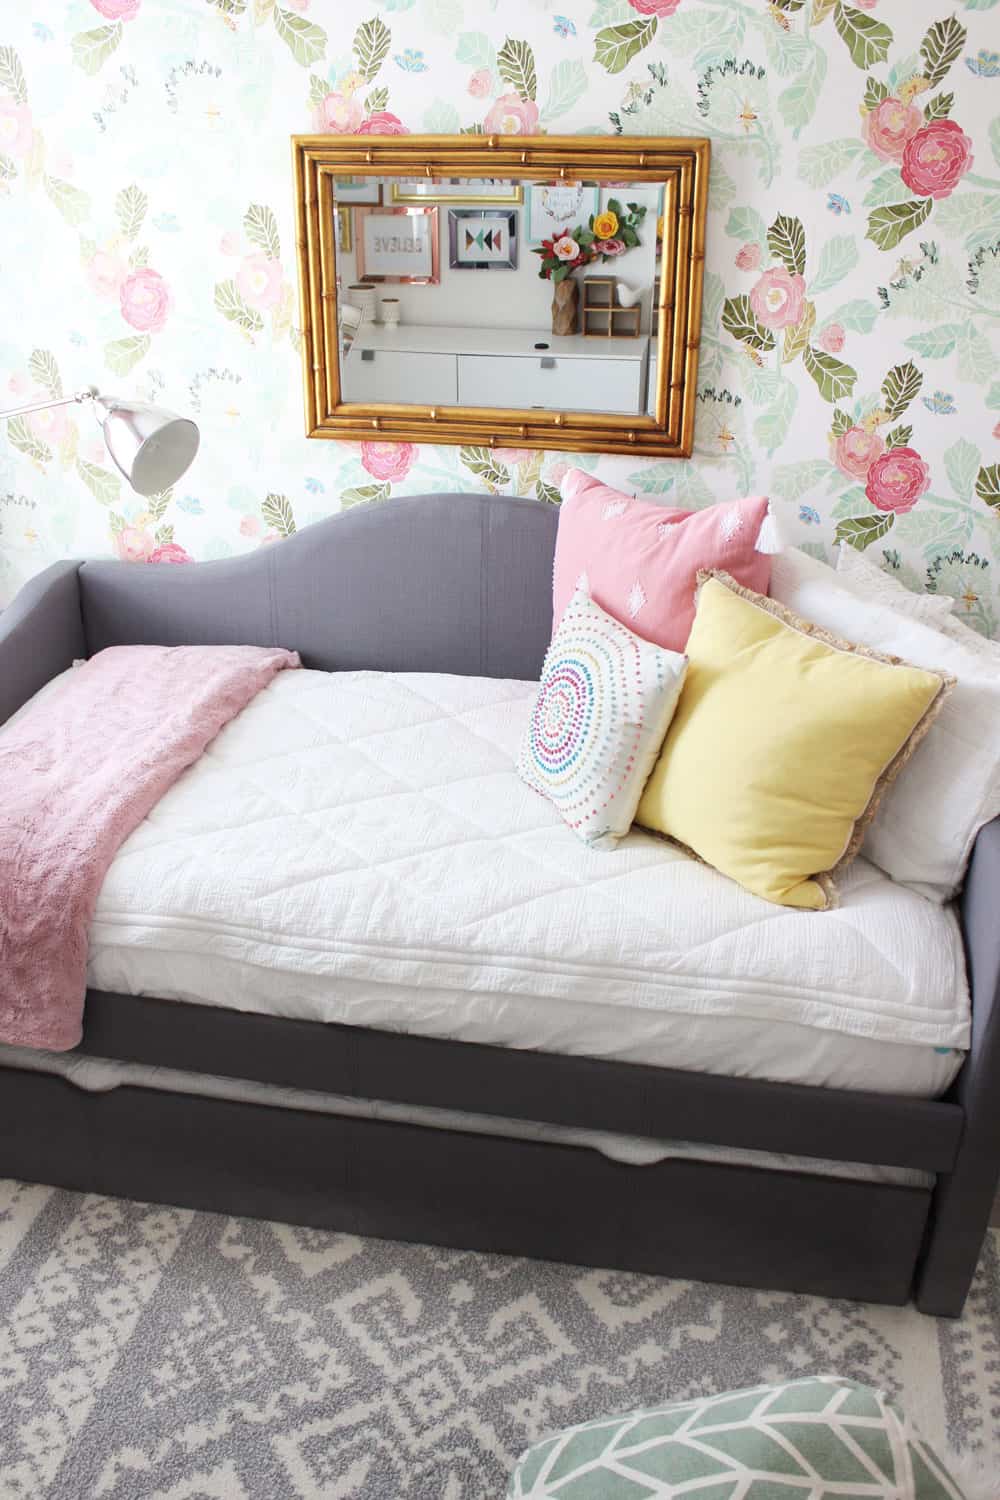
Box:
316 91 364 135
749 266 806 331
356 111 409 136
115 526 155 563
27 394 71 446
993 419 1000 440
237 254 284 311
148 542 192 564
0 97 33 159
89 0 141 18
819 323 845 354
495 448 533 465
119 268 172 333
468 69 492 99
735 242 760 271
482 94 539 136
594 238 626 255
901 119 974 200
862 97 922 163
86 249 127 300
832 426 884 481
627 0 682 14
360 440 416 482
546 460 570 487
865 448 930 513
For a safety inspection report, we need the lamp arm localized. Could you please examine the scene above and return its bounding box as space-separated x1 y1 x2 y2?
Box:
0 387 100 422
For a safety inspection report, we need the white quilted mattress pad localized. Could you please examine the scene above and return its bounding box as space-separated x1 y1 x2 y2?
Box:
88 669 971 1098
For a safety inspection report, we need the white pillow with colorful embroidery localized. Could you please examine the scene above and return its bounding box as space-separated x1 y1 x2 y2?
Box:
518 588 687 850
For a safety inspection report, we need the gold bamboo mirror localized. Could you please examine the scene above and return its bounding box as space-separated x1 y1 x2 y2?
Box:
293 135 710 459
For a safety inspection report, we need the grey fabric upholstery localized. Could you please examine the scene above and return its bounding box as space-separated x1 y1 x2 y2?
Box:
0 561 85 728
79 492 560 680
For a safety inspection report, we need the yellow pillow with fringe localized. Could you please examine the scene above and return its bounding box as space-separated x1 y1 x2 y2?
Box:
636 571 953 911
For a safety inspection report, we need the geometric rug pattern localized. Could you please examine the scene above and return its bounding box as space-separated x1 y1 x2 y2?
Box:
0 1179 997 1499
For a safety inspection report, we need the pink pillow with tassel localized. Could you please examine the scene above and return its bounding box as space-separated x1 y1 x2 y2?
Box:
553 469 776 652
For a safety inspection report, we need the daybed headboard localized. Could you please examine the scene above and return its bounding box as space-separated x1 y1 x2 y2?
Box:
78 492 559 679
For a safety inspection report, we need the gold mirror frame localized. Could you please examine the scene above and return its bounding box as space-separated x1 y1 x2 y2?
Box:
292 134 710 459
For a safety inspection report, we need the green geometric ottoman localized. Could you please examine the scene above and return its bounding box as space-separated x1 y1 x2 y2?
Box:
508 1375 970 1499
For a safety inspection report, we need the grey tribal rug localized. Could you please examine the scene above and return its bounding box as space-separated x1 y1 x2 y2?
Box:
0 1178 997 1499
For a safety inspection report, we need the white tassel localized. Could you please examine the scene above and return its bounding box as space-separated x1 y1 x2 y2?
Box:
754 501 784 556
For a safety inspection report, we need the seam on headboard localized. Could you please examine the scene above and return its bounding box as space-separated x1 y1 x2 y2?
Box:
266 544 279 648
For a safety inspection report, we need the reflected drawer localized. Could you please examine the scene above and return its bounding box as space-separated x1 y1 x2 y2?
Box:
457 354 643 415
342 350 457 406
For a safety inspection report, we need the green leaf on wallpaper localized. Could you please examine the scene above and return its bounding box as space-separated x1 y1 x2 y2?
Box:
341 482 391 508
254 0 276 20
154 522 173 545
261 493 297 536
365 86 389 114
536 481 562 506
957 324 999 383
593 18 657 76
274 8 327 67
104 335 151 376
71 23 122 76
589 0 635 28
975 464 1000 509
934 192 1000 241
353 17 390 81
986 381 1000 411
515 454 544 498
423 0 463 34
866 197 932 252
308 73 328 107
770 459 835 501
904 322 963 358
0 46 27 104
777 47 827 137
863 76 889 110
5 416 51 465
129 244 149 269
797 138 863 188
146 488 173 522
540 60 588 122
245 203 280 260
28 350 62 400
991 117 1000 168
830 407 852 435
656 8 729 55
721 294 775 352
44 176 90 227
945 438 982 502
837 513 894 550
214 0 248 15
459 447 510 491
823 298 878 333
920 15 967 89
76 459 121 508
115 184 148 242
215 279 264 333
671 463 717 509
724 206 767 248
863 169 910 209
964 0 999 8
809 234 858 295
924 92 953 122
0 153 16 182
803 345 857 402
766 215 806 277
423 99 461 133
882 359 922 419
833 2 892 70
885 424 912 450
456 32 496 69
782 300 816 364
754 380 797 454
497 37 537 100
627 465 674 494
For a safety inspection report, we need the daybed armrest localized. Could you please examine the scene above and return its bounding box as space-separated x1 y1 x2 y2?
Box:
916 814 1000 1314
0 561 85 728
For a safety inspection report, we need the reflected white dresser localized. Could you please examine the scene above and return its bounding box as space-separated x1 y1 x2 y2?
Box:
343 325 651 417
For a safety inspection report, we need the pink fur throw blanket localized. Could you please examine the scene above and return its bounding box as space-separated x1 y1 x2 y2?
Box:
0 643 300 1052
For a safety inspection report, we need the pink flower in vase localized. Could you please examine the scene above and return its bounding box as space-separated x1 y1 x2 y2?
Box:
89 0 141 18
360 440 416 482
482 94 539 136
148 542 193 564
735 242 760 271
316 92 364 135
552 235 579 263
120 268 172 333
594 239 626 256
862 97 922 163
900 119 974 200
114 525 155 563
0 97 33 158
237 253 284 311
865 448 930 513
819 323 845 354
356 111 409 136
832 425 883 481
749 266 806 331
468 69 492 99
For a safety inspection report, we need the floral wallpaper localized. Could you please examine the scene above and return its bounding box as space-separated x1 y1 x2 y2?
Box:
1 0 998 630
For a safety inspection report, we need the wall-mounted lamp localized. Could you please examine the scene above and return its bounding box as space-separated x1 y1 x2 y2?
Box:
1 385 200 496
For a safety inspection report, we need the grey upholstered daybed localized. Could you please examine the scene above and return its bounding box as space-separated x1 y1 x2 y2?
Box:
1 492 998 1317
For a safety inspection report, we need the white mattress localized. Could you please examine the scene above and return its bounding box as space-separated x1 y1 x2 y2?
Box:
85 669 970 1098
0 1046 932 1188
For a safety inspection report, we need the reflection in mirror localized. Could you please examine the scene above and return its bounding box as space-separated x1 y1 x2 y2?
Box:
334 178 665 419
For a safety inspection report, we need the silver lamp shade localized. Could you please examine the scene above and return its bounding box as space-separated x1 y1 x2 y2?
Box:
97 397 200 497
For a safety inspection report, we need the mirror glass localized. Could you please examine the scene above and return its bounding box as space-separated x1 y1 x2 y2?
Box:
333 178 665 419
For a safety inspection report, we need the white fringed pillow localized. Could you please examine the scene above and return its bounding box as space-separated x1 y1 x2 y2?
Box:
836 543 956 628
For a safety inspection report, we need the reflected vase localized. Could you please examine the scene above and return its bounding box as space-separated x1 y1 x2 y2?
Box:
551 276 579 337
